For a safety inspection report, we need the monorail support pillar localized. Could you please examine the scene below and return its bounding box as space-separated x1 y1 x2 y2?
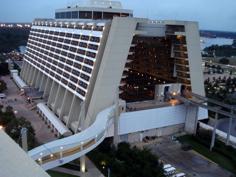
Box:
184 104 199 134
210 112 218 151
80 155 86 177
113 89 120 148
226 109 233 145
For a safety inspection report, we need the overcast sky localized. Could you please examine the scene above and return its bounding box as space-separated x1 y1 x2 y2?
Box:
0 0 235 32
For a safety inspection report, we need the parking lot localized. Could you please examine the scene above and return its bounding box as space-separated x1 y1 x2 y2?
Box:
140 136 232 177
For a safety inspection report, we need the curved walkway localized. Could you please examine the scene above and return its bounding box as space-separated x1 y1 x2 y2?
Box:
28 106 115 170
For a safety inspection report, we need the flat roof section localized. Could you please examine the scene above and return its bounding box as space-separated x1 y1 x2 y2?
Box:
11 71 27 89
0 130 50 177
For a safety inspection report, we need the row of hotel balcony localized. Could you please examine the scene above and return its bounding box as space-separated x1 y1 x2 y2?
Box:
33 20 105 31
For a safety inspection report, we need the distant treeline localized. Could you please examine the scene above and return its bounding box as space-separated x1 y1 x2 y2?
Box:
200 30 236 39
0 28 30 53
204 40 236 57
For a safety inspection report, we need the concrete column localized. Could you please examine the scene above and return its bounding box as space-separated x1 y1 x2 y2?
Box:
43 77 52 98
113 89 120 148
53 86 66 114
210 112 218 151
29 67 37 86
26 65 34 84
184 104 199 134
80 156 86 177
67 96 82 129
78 102 86 132
35 71 42 89
59 91 73 121
23 63 30 82
20 61 26 78
39 74 47 92
32 69 39 87
47 81 59 109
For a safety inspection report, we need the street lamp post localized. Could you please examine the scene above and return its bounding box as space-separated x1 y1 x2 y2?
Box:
108 167 111 177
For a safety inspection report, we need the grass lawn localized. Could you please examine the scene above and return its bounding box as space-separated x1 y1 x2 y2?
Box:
47 171 79 177
178 135 236 174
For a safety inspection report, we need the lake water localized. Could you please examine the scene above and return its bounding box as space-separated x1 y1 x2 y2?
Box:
200 37 233 50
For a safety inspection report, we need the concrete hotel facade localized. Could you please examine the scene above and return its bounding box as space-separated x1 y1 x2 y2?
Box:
20 0 206 139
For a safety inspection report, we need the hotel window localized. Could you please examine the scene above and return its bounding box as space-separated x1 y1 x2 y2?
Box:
62 79 68 85
64 39 71 44
72 69 80 76
87 51 96 58
58 38 64 43
60 32 66 37
71 76 78 84
81 35 89 41
90 36 100 43
80 73 89 81
58 63 64 68
63 72 70 78
103 12 120 19
60 12 66 19
68 53 75 59
88 44 98 50
72 11 79 18
77 88 86 96
93 11 102 19
66 33 73 38
71 40 79 46
70 47 77 53
55 74 61 80
79 11 92 19
66 60 73 65
68 83 76 90
73 62 82 69
79 81 88 89
61 51 67 56
55 12 60 19
65 66 72 73
82 66 92 74
66 12 72 19
78 49 86 55
74 34 80 39
79 42 87 48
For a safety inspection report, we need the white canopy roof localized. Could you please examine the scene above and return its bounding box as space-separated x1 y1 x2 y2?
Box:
37 103 72 136
12 73 27 89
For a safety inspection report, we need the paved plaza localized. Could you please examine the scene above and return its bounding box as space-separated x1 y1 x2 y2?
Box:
1 75 56 144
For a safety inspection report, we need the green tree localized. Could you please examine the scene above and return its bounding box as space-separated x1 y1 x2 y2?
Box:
219 58 229 65
5 117 36 149
0 80 7 92
89 140 165 177
233 39 236 47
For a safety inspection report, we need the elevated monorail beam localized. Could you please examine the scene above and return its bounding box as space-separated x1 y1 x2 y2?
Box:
191 92 235 111
173 95 236 118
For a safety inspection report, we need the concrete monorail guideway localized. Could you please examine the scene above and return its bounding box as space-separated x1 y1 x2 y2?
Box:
171 92 236 150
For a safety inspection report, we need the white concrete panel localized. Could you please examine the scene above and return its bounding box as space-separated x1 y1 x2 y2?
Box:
86 17 138 127
118 104 208 135
185 22 205 96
